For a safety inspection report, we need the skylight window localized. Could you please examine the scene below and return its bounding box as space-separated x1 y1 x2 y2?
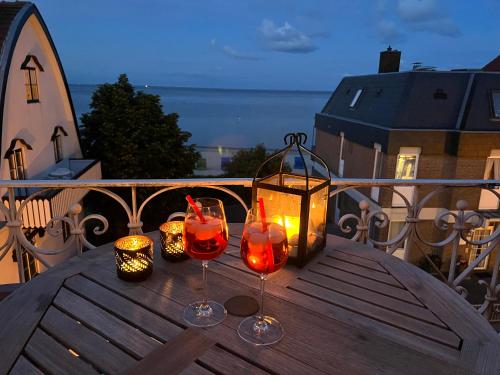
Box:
349 88 363 108
492 91 500 119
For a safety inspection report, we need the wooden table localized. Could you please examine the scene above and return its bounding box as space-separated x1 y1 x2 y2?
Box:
1 224 499 375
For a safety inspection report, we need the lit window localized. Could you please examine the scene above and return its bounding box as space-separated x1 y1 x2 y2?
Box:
395 154 417 179
20 55 43 103
467 227 493 270
349 89 363 108
491 91 500 118
24 68 39 102
8 148 26 180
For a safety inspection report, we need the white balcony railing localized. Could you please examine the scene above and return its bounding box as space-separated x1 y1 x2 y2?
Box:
0 178 499 326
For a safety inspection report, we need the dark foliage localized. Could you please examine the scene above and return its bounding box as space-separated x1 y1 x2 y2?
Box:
223 144 290 178
80 74 199 179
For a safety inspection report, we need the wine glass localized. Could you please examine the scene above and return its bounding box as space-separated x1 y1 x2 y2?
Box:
183 197 229 327
238 206 288 345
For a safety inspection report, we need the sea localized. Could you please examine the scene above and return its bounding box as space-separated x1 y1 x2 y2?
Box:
69 85 331 149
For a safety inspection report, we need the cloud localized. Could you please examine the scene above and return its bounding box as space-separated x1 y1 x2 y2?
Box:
396 0 461 37
258 19 317 53
376 19 406 43
221 46 261 61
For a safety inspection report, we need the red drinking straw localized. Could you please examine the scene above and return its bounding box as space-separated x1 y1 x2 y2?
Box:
186 195 206 223
258 197 268 232
258 198 275 272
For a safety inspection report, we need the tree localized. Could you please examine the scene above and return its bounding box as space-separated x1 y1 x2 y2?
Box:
223 144 289 177
81 74 199 178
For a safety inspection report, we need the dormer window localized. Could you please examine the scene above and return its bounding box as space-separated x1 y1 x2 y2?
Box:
51 126 68 162
349 88 363 109
20 55 44 103
4 139 32 180
491 90 500 119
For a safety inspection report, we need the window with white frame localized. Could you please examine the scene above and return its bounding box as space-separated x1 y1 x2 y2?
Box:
479 150 500 209
467 226 493 270
8 148 26 180
395 154 418 179
349 89 363 108
392 147 420 207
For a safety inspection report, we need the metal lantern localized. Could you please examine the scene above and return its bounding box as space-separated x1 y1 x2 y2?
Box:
114 235 153 281
159 221 189 261
252 133 330 267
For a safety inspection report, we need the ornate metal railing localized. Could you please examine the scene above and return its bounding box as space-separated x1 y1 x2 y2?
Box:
0 178 499 326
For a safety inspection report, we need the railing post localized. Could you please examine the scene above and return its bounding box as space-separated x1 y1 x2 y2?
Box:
448 200 467 284
68 203 83 255
358 200 369 244
7 188 25 283
128 186 143 235
479 239 500 320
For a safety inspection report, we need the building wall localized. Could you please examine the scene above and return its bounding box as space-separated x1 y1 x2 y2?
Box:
1 14 82 181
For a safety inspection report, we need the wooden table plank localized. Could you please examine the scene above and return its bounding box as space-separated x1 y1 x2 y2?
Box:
318 256 404 288
85 250 461 375
327 250 388 273
180 363 215 375
359 240 498 342
297 269 447 327
24 329 99 375
308 262 424 306
53 287 161 358
9 355 44 375
288 278 460 348
197 345 271 375
123 328 215 375
81 265 322 375
64 274 183 342
40 306 137 374
0 256 90 375
200 250 463 362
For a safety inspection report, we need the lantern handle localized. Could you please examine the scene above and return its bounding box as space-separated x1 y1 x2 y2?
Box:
296 132 307 145
167 212 186 222
283 132 308 146
253 143 293 182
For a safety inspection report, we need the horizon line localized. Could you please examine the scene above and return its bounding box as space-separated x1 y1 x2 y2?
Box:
68 83 332 94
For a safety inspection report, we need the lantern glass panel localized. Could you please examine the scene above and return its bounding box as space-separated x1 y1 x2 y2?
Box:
307 185 329 252
255 187 302 257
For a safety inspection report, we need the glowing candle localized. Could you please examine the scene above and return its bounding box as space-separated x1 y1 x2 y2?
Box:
159 221 189 262
114 235 153 282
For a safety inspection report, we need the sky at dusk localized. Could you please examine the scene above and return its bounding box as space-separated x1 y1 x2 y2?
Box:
32 0 500 91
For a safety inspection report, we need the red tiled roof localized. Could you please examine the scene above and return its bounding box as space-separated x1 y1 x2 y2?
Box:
482 56 500 72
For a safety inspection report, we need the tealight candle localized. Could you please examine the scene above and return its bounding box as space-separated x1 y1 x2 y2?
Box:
114 235 153 281
159 221 189 262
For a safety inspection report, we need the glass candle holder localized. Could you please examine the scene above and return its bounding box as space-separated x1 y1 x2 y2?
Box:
159 221 189 262
114 235 153 281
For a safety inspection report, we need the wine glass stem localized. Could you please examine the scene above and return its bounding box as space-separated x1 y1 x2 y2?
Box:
258 273 266 321
202 260 209 305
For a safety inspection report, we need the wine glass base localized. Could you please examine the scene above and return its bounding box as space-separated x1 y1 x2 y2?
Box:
237 315 284 346
183 300 227 327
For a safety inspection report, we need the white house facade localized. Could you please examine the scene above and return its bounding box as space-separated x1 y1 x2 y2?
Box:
0 2 101 284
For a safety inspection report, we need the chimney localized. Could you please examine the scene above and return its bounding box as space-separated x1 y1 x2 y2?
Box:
378 46 401 73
